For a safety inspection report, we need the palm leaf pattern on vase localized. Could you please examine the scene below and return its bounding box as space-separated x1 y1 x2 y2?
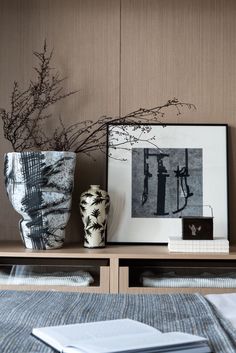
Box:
85 216 92 228
91 208 100 218
91 197 104 206
90 222 103 231
80 185 110 248
80 204 86 213
83 192 93 198
84 236 90 244
105 203 110 214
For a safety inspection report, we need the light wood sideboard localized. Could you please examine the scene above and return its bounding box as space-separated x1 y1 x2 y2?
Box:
0 242 236 294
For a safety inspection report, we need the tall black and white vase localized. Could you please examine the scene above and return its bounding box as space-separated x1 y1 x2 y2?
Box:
4 151 76 250
80 185 110 248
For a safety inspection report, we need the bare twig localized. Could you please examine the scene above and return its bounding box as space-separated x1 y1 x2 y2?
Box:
0 41 196 156
0 40 77 151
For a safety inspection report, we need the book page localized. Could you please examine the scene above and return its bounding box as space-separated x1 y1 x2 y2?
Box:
32 319 161 352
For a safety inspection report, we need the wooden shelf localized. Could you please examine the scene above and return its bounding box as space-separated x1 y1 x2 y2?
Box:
0 241 234 259
0 242 235 294
0 266 110 293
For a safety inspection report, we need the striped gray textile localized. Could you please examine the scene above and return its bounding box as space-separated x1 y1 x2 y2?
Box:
140 271 236 288
0 291 236 353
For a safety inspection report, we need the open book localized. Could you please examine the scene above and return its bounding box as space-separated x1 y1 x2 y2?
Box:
32 318 212 353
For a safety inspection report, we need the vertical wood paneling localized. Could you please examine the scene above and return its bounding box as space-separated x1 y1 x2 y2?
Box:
0 0 120 242
121 0 236 242
121 0 236 120
1 0 236 243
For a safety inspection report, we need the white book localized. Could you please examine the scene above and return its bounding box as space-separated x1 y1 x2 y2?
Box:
32 318 211 353
168 237 229 253
169 249 229 253
168 237 229 245
168 247 229 253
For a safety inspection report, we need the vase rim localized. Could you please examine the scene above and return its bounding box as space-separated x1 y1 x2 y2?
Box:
5 151 76 156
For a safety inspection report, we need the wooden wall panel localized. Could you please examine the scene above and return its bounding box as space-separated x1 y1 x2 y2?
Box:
0 0 236 244
0 0 120 242
121 0 236 242
121 0 236 121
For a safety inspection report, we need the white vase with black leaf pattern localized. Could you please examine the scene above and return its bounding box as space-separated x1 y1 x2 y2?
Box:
80 185 110 248
4 151 76 250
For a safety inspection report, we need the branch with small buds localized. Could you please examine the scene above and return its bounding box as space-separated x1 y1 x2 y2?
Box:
0 40 77 152
50 98 196 156
0 41 196 156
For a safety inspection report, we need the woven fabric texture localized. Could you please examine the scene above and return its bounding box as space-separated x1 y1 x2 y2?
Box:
0 291 236 353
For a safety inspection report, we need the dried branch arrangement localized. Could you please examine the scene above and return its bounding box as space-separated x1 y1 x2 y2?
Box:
0 41 77 152
0 41 196 155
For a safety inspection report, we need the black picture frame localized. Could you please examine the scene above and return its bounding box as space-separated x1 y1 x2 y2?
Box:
106 123 229 244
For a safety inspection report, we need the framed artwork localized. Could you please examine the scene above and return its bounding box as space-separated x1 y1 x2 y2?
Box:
106 123 228 244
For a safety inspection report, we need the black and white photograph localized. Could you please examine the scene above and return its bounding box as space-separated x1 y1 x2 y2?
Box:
107 124 228 244
132 147 203 218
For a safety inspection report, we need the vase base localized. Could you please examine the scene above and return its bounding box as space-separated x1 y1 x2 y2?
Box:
23 243 64 250
83 245 106 249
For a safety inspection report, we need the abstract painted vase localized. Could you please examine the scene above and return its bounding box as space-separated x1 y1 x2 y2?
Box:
80 185 110 248
4 151 76 250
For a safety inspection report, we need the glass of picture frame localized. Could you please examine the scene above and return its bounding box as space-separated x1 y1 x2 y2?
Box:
106 123 228 244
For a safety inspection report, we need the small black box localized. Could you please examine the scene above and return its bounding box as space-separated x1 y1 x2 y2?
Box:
182 217 213 240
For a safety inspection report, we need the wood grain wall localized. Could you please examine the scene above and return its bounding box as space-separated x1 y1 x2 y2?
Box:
0 0 235 243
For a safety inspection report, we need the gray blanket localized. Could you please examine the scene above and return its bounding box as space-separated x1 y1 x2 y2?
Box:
0 291 236 353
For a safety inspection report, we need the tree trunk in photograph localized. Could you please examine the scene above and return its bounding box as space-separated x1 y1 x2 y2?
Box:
4 151 76 250
80 185 110 248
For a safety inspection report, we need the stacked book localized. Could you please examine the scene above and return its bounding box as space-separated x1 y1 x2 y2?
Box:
168 237 229 253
